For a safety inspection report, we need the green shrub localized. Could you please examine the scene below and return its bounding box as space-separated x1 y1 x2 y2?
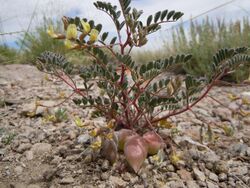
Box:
17 18 67 63
164 17 250 82
0 45 18 64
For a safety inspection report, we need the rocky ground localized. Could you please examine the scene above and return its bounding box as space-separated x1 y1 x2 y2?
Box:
0 64 250 188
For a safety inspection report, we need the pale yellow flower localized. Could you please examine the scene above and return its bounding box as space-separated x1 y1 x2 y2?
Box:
64 39 73 49
81 20 91 34
66 24 77 40
89 29 99 43
47 25 57 38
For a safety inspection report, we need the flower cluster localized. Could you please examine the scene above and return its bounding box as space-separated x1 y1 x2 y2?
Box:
47 18 99 49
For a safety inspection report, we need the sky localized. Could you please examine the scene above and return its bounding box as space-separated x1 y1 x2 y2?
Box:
0 0 250 50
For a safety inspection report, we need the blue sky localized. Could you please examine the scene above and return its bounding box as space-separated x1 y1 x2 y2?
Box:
0 0 250 49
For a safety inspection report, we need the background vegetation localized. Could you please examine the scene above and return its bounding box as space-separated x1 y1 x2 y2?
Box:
1 17 250 82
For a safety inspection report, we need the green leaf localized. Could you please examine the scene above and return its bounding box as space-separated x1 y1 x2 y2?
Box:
101 32 109 41
110 37 117 45
147 15 153 26
154 11 161 23
161 10 168 21
167 10 175 20
173 12 184 20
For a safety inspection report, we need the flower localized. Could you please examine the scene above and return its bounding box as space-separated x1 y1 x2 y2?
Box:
47 25 57 38
64 39 79 49
66 24 77 40
81 20 91 34
89 29 99 43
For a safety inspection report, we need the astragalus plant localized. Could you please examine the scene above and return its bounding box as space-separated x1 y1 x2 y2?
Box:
36 0 250 173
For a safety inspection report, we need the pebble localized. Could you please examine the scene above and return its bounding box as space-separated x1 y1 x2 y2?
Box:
25 150 34 160
109 176 127 187
77 134 91 144
230 165 248 176
186 180 199 188
193 167 206 182
207 181 219 188
31 143 52 155
218 173 227 182
60 177 75 184
209 172 219 182
163 180 185 188
14 166 23 175
177 169 192 181
16 143 32 153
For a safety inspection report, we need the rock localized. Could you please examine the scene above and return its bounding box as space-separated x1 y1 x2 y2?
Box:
77 134 91 144
101 160 110 171
207 181 219 188
177 169 192 181
213 161 228 174
186 181 199 188
43 169 56 181
60 177 74 184
51 156 62 165
229 143 248 156
16 143 32 153
193 167 206 182
188 148 201 160
201 151 220 163
163 180 185 188
209 172 219 182
101 172 109 180
246 147 250 157
25 150 34 160
31 143 52 155
14 166 23 175
230 165 248 176
212 107 231 121
109 176 127 187
166 165 175 172
218 173 227 182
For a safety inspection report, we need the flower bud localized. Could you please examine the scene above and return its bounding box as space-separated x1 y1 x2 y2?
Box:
81 20 91 34
66 24 77 40
89 29 99 43
47 25 57 38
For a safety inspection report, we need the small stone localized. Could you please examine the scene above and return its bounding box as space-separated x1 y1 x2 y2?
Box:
229 143 248 156
25 150 34 160
202 151 220 163
230 166 248 176
188 148 201 160
163 180 185 188
109 176 127 187
31 143 52 155
207 181 219 188
14 166 23 175
101 172 109 180
177 169 192 181
218 173 227 182
101 160 110 171
214 161 228 174
51 156 62 165
166 165 175 172
212 107 231 121
60 177 74 184
209 172 219 182
43 169 56 181
193 167 206 182
16 143 32 153
77 134 91 144
186 181 199 188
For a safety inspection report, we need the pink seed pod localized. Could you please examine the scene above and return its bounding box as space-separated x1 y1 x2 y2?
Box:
124 135 148 173
143 131 165 155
